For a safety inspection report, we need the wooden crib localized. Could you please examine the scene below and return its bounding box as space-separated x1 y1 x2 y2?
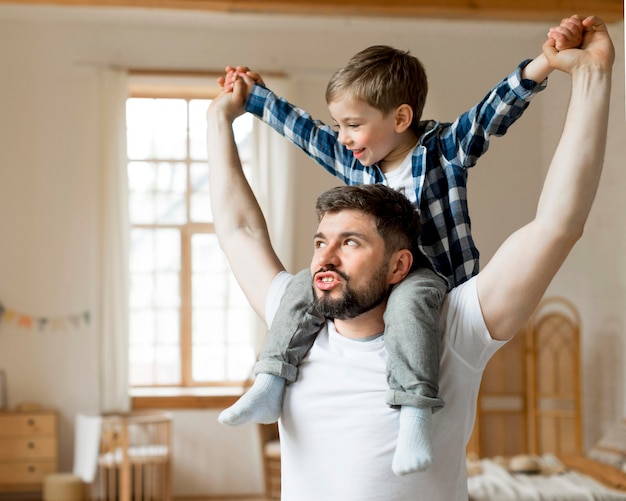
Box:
89 412 172 501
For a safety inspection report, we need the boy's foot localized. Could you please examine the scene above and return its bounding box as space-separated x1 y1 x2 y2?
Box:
218 373 285 426
392 405 433 475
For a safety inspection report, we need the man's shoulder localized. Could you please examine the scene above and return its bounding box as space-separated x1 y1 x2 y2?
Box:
441 276 508 367
443 276 477 311
265 271 294 326
441 277 483 337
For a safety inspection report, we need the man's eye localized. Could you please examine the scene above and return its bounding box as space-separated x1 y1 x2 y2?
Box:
345 239 358 246
315 240 327 249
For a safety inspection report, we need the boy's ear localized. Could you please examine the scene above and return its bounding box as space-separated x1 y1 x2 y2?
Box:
394 104 414 133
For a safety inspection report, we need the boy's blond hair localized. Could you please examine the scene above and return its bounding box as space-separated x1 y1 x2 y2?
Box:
325 45 428 134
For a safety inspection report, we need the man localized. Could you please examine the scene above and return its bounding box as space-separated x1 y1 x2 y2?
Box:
207 16 614 501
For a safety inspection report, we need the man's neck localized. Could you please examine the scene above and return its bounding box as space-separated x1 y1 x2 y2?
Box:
332 304 386 340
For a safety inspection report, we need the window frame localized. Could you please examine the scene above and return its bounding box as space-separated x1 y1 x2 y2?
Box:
127 73 254 410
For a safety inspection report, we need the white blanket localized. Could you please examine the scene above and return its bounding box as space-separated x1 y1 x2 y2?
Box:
73 413 103 482
468 458 626 501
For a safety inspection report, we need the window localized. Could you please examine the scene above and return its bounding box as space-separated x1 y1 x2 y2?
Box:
126 82 259 391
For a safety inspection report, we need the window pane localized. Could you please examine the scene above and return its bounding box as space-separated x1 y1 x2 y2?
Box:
154 99 187 160
129 273 155 309
154 345 180 385
126 98 188 160
128 162 157 224
154 229 181 270
192 345 225 381
130 228 155 272
155 310 180 345
128 161 157 191
227 344 256 380
233 114 253 166
154 273 179 308
129 311 156 346
128 161 187 224
130 228 180 272
153 162 187 224
190 162 211 222
154 193 186 225
127 99 157 160
190 233 256 382
189 99 211 161
129 227 182 386
192 234 229 309
129 345 156 386
126 98 155 129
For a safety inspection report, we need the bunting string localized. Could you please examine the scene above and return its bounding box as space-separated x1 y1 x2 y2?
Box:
0 303 90 332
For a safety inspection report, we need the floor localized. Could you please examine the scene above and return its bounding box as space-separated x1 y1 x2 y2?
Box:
0 495 268 501
0 497 268 501
173 497 268 501
177 497 268 501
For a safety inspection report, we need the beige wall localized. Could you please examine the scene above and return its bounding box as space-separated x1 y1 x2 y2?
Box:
0 4 624 497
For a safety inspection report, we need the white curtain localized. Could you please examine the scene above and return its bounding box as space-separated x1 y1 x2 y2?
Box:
97 68 130 413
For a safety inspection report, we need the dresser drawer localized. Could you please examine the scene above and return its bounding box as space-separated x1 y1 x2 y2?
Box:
0 413 56 437
0 461 57 484
0 437 57 460
0 411 58 493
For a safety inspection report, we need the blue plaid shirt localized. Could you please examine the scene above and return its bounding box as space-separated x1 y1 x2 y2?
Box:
245 60 546 289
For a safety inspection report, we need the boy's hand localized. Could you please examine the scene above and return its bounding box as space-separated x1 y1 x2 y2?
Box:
548 14 584 51
217 66 240 92
543 16 615 74
207 76 249 123
217 66 265 93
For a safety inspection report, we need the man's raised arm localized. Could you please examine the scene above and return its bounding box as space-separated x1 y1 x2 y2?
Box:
206 78 285 320
477 16 614 341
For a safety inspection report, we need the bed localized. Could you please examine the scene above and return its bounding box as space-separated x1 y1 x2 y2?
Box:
466 297 626 500
467 453 626 500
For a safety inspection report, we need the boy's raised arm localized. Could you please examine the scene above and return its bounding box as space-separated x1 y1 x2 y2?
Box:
521 15 584 83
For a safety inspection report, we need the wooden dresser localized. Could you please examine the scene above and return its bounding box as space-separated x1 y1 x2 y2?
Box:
0 410 58 493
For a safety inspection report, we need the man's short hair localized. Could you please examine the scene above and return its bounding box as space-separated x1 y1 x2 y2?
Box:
315 184 423 265
325 45 428 134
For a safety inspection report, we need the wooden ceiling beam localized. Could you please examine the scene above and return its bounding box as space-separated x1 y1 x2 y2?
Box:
1 0 623 23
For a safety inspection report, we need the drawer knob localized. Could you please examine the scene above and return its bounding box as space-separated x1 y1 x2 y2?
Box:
28 465 36 473
27 441 35 449
27 418 35 426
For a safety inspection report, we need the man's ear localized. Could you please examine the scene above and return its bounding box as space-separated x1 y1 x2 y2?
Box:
388 249 413 285
394 104 414 133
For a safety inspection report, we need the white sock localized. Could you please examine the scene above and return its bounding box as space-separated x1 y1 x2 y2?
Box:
218 373 285 426
392 405 433 475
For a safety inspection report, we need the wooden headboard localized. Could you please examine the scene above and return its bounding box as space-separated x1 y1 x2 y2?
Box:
467 297 582 458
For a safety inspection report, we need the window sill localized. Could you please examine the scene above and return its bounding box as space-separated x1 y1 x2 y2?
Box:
130 386 244 410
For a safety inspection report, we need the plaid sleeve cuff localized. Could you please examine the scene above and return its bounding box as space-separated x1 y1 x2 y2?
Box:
244 83 271 117
508 59 548 100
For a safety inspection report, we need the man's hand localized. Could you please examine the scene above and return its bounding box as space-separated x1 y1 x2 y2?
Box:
207 75 250 123
543 16 615 74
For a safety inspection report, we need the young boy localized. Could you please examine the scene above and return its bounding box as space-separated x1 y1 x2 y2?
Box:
216 16 583 476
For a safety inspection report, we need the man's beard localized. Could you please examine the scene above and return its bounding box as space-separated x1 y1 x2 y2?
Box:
312 263 389 320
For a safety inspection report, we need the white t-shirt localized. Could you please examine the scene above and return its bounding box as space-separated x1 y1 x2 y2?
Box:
381 146 420 206
266 272 507 501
